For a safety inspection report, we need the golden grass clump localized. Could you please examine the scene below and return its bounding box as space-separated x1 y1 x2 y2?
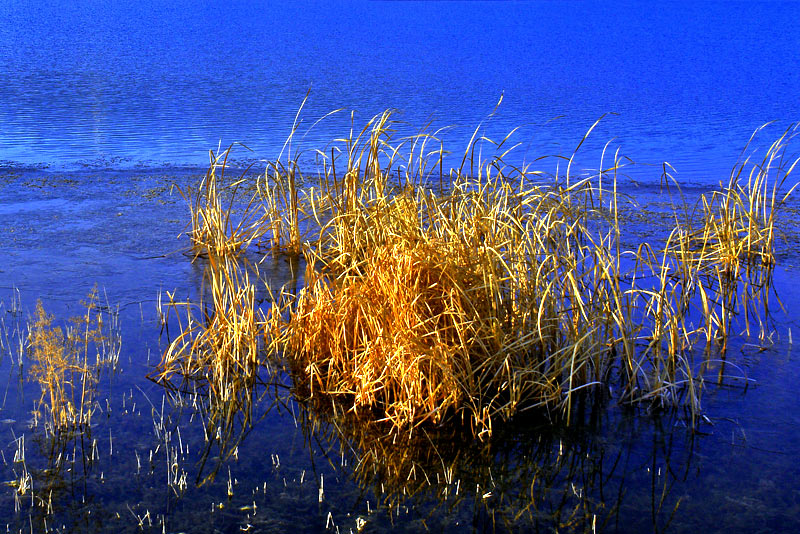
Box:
653 124 800 358
288 242 475 428
156 144 277 441
277 168 623 435
259 161 305 254
153 253 276 486
164 108 798 436
176 146 267 258
27 288 119 433
269 115 798 435
155 254 266 408
692 125 798 272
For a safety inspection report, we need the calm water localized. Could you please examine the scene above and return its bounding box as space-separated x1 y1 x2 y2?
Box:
2 1 800 532
2 1 799 181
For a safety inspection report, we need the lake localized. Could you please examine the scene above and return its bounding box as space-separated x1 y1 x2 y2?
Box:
2 1 800 532
3 1 799 179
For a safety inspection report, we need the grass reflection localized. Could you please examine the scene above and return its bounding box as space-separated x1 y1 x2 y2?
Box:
297 396 695 532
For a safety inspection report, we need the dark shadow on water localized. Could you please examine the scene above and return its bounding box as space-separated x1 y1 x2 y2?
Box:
289 391 697 533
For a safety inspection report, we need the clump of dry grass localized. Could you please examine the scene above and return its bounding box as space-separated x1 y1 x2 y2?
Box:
258 160 304 254
263 115 622 435
176 146 266 259
686 125 799 348
154 254 266 408
26 287 120 433
276 168 620 435
696 125 798 269
152 251 280 486
268 114 798 435
157 144 281 451
162 109 798 436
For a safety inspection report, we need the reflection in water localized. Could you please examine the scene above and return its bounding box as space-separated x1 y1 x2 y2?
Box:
190 375 290 489
152 251 301 488
27 431 98 529
294 395 695 532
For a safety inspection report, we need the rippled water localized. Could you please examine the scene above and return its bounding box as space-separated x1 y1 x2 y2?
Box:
2 1 799 180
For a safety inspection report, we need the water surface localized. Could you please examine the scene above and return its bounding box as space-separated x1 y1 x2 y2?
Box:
1 1 799 182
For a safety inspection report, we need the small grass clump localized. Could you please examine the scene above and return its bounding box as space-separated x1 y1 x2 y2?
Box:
154 253 267 414
27 288 120 433
176 146 266 259
153 251 279 486
161 109 798 437
681 127 799 351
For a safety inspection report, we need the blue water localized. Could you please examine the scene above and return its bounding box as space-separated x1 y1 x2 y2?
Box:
2 0 799 181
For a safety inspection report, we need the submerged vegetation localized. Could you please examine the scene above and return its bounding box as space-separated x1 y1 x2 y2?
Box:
155 110 799 438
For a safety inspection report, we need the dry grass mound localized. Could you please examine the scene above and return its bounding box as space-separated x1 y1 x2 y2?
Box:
159 109 799 437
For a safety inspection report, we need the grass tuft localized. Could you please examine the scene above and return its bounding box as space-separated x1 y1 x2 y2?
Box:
27 287 120 433
161 110 799 437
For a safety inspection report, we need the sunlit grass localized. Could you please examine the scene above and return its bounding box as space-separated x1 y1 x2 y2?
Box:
175 146 267 259
26 287 120 434
159 110 799 437
153 253 268 422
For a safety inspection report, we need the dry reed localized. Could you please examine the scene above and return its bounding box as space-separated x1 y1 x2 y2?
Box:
161 110 798 437
154 254 266 409
175 146 266 258
26 288 119 433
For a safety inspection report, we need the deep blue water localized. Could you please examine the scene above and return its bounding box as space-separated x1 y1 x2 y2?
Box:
2 0 799 181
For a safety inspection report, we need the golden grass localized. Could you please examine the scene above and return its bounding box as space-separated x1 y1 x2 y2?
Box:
277 173 616 436
176 146 266 259
152 250 286 486
26 287 118 433
152 255 264 404
162 110 799 437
